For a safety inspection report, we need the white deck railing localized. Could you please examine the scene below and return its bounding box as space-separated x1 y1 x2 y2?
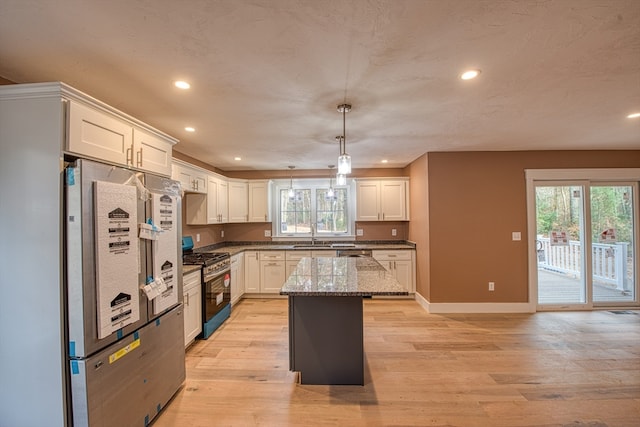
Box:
537 237 629 291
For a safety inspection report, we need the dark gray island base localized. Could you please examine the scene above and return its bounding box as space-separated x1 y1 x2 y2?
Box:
281 257 407 385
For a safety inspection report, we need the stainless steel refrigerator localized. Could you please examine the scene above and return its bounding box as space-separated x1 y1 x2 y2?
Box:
65 159 185 427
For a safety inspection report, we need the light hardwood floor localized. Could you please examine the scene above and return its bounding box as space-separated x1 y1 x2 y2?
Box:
153 299 640 427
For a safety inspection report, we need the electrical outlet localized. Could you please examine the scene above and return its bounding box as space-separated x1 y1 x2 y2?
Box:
356 229 364 236
221 230 224 238
264 230 271 237
488 282 495 291
196 233 201 242
512 231 521 241
391 228 397 236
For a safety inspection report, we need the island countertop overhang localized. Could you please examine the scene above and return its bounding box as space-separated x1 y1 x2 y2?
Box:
280 256 408 296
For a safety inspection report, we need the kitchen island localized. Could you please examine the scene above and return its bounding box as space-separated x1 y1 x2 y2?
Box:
280 257 407 385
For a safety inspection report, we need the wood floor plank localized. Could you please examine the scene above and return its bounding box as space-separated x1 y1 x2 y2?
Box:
153 299 640 427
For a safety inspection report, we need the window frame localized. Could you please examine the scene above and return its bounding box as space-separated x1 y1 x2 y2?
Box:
272 178 356 240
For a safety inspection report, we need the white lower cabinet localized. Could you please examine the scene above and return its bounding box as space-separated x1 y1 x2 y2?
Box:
372 250 416 294
259 251 286 294
244 251 260 293
183 270 202 347
230 253 244 304
285 251 311 278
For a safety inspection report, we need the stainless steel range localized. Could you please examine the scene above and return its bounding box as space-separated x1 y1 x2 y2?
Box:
182 239 231 339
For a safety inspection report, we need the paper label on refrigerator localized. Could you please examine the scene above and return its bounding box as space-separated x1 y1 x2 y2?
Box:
151 192 179 315
94 181 140 338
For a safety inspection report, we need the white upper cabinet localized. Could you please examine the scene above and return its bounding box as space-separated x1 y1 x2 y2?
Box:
172 160 207 194
66 99 176 176
132 128 172 176
67 100 133 166
248 180 271 222
228 180 249 223
207 175 228 223
356 178 409 221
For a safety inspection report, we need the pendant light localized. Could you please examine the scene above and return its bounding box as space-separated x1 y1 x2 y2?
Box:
335 136 347 185
327 165 335 199
337 103 352 174
287 166 295 199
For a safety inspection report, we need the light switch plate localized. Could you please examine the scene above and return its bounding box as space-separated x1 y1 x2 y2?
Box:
512 232 521 241
356 229 364 236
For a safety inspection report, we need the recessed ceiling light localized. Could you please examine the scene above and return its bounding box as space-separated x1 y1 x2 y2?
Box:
174 80 190 89
460 69 481 80
234 157 242 161
627 112 640 119
185 126 195 132
381 159 388 163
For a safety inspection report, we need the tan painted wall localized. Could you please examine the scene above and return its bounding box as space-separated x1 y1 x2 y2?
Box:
406 154 430 299
424 150 640 303
355 221 408 241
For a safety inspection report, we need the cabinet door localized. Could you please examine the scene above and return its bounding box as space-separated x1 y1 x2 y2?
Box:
356 181 381 221
183 273 202 347
393 260 414 293
228 181 248 222
172 163 192 191
207 176 220 223
173 163 206 193
67 100 133 166
380 180 406 221
260 261 286 294
248 181 270 222
244 251 260 293
230 254 245 304
217 178 228 223
132 128 172 176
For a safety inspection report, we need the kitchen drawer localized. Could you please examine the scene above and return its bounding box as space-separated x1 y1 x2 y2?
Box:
285 251 311 261
183 270 201 291
372 250 413 260
259 251 285 261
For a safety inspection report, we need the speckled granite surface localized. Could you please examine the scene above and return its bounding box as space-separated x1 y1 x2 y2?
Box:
280 257 407 296
195 241 415 256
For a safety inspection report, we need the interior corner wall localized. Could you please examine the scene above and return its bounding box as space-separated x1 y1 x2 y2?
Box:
406 153 430 300
427 150 640 304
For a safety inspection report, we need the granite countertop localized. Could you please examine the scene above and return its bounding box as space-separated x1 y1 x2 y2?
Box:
280 257 408 296
196 241 415 256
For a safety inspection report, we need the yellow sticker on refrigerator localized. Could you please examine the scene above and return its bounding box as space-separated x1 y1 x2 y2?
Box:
109 338 141 364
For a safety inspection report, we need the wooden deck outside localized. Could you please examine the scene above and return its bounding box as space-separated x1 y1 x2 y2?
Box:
538 269 636 305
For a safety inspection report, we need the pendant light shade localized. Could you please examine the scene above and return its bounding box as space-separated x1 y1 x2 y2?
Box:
336 172 346 186
337 104 352 174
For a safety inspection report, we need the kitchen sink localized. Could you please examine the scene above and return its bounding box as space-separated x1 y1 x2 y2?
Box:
291 243 357 249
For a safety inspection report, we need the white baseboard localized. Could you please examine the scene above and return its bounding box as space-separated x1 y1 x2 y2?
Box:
414 292 535 313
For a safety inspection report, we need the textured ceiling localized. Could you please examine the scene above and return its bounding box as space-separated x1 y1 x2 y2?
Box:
1 0 639 171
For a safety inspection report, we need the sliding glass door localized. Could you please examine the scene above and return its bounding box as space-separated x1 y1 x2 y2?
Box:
535 184 587 307
531 177 638 310
590 184 636 304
